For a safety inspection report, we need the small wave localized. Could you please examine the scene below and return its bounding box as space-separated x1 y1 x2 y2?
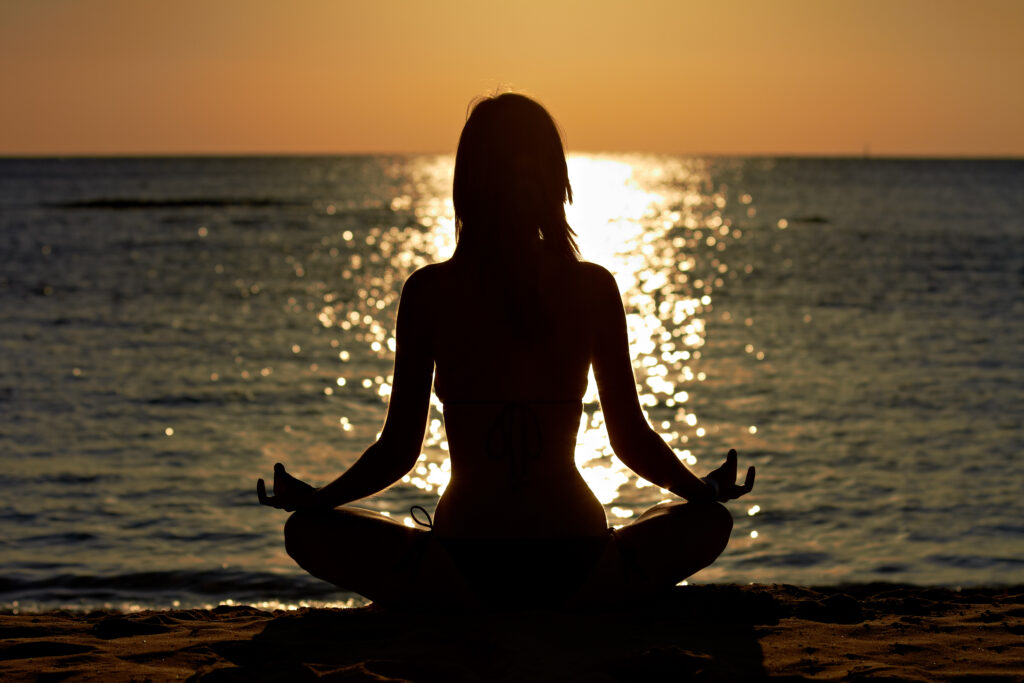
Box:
50 198 309 210
968 523 1024 536
0 508 37 523
46 473 118 485
737 552 832 568
140 390 332 408
21 532 98 546
0 568 349 610
926 554 1024 570
151 531 259 544
0 473 122 489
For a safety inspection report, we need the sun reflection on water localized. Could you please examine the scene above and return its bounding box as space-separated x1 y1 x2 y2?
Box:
563 156 745 511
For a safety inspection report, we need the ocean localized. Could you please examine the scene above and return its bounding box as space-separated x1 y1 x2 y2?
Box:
1 155 1021 612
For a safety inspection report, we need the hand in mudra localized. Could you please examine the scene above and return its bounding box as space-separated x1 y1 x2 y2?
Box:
257 463 317 511
706 449 755 501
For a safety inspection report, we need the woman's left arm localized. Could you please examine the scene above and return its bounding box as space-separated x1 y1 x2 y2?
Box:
257 268 434 511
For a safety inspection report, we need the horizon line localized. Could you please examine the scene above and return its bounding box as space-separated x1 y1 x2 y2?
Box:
3 151 1023 161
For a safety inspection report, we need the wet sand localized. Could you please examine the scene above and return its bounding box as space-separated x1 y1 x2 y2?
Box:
1 584 1021 681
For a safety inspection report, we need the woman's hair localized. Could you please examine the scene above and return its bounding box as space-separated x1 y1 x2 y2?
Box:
453 93 579 263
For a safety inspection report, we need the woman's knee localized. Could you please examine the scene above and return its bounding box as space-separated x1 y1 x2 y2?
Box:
675 501 733 551
684 502 733 567
707 501 734 535
283 509 325 563
663 500 732 529
707 502 734 552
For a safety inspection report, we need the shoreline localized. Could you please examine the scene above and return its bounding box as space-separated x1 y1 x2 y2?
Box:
1 584 1021 681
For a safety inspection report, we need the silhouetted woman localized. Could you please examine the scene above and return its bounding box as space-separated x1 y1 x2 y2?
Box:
257 93 754 608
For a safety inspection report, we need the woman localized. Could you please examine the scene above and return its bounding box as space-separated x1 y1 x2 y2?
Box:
257 93 755 608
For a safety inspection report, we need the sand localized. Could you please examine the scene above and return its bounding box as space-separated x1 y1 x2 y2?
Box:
1 584 1021 681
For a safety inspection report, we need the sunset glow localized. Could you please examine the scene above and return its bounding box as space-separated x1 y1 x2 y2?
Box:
2 0 1022 156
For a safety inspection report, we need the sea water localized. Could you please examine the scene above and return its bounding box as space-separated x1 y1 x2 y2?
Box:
1 156 1021 611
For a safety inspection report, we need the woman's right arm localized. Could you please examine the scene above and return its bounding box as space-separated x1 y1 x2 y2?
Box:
257 267 435 511
308 267 435 509
588 264 748 502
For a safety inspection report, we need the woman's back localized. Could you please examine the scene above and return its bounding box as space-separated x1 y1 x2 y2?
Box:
421 257 611 537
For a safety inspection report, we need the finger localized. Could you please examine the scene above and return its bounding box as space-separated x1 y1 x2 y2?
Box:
258 479 285 509
741 466 756 493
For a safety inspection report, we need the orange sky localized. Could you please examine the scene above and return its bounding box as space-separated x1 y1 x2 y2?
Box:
2 0 1022 156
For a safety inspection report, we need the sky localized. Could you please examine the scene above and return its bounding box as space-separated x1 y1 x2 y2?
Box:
2 0 1022 157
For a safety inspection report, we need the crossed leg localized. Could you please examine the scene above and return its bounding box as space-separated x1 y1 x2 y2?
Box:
283 507 476 608
570 501 734 606
285 501 733 608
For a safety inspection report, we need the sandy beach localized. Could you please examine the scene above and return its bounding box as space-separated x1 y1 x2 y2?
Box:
1 584 1020 681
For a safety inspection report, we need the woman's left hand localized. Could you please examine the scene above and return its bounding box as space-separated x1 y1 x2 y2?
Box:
257 463 318 511
704 449 756 502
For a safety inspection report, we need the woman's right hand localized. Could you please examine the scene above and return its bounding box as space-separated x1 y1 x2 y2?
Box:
704 449 755 502
257 463 318 511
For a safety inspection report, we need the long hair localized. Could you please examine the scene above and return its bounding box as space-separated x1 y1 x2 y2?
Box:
453 93 579 264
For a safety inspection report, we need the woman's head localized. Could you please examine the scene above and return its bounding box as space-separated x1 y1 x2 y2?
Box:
453 93 579 262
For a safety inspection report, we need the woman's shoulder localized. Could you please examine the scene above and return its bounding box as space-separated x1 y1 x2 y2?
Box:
401 261 450 293
573 260 615 282
572 261 620 296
